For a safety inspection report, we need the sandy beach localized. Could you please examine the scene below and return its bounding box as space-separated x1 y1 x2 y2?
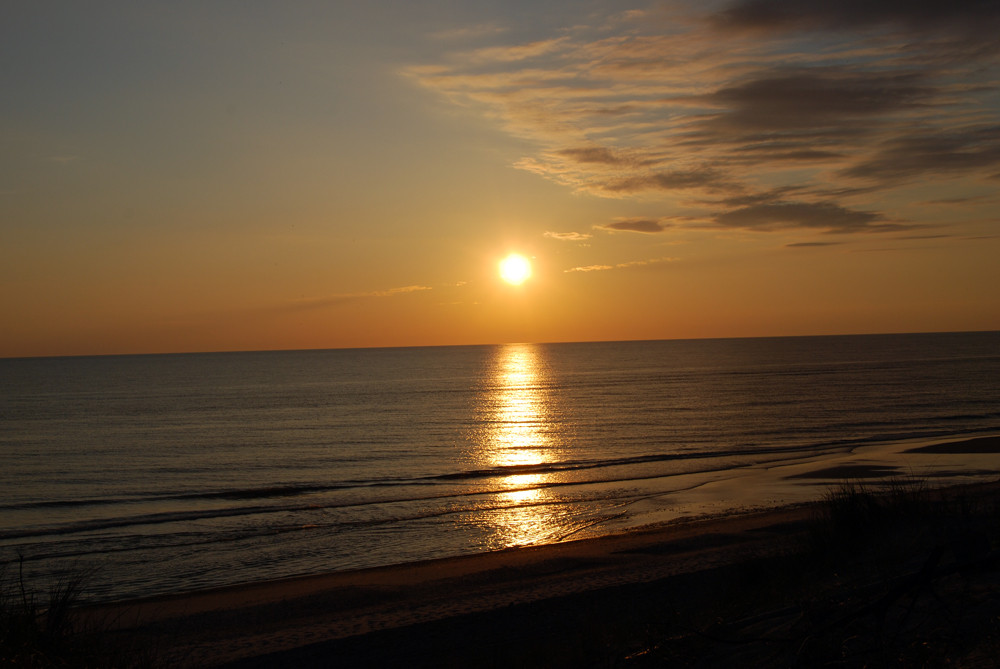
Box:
70 435 1000 668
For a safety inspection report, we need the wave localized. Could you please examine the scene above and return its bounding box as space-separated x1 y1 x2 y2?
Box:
424 446 807 482
0 451 763 542
0 441 827 515
5 423 999 544
6 422 998 518
0 483 355 512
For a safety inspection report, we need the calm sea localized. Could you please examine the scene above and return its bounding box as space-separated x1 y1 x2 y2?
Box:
2 333 999 602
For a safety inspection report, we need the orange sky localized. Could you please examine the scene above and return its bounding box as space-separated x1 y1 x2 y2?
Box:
3 2 999 357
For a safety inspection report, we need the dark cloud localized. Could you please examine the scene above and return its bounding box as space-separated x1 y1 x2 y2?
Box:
705 70 934 131
786 241 845 247
600 168 723 194
599 218 669 233
920 195 989 205
842 126 1000 180
714 201 905 233
711 0 1000 42
716 187 805 207
709 1 1000 67
670 68 950 171
557 147 628 165
741 147 845 161
893 234 954 240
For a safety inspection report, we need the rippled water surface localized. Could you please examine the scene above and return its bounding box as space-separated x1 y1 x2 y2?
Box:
3 332 999 601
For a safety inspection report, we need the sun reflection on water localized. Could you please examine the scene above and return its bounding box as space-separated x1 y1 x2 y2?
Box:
473 344 561 547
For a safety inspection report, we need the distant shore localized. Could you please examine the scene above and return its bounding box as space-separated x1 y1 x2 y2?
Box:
74 435 1000 668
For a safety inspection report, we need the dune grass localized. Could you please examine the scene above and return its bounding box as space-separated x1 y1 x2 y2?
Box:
809 476 931 553
0 558 159 669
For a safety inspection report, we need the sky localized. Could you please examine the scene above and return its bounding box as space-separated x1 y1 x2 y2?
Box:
3 0 999 357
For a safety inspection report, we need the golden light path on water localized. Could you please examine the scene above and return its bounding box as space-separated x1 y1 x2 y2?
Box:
476 343 561 548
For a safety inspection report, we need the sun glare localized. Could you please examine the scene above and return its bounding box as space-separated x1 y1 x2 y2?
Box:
499 254 532 285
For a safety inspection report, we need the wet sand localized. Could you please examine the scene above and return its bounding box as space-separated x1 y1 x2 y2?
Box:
77 435 1000 667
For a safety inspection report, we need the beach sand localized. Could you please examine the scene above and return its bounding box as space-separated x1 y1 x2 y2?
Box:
76 436 1000 668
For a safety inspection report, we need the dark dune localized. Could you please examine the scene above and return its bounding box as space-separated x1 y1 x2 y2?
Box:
787 463 902 479
905 435 1000 454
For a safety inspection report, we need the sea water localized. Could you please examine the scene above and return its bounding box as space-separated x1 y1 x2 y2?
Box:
2 332 999 602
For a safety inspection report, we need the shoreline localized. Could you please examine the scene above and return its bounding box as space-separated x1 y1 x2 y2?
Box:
84 503 823 666
76 434 1000 667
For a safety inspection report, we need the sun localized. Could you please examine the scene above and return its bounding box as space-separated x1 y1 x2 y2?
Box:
499 253 532 285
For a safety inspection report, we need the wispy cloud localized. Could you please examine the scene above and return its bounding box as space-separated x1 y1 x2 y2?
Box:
280 285 432 312
409 1 1000 239
565 257 677 272
369 285 433 297
461 37 570 64
713 201 909 234
565 264 614 273
786 241 845 248
544 230 592 241
429 23 508 41
599 218 671 233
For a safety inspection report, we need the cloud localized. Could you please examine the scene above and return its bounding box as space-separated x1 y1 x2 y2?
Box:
893 234 955 241
617 257 678 268
920 195 991 205
841 126 1000 181
369 285 433 297
544 230 592 241
710 0 1000 48
280 285 433 312
410 1 999 239
599 218 670 233
565 264 613 273
675 67 955 176
462 37 569 63
599 168 726 194
565 257 676 272
786 241 845 247
702 70 935 131
556 147 629 165
429 23 507 41
713 201 905 234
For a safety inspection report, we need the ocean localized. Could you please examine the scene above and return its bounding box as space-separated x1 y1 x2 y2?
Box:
2 332 999 603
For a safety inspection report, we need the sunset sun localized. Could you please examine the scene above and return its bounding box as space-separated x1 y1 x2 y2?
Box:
499 254 532 285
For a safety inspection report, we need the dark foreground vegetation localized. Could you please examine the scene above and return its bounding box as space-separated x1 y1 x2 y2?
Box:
5 478 1000 668
0 559 156 668
630 480 1000 668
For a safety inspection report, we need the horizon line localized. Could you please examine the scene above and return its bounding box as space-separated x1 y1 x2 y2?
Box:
3 329 998 362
